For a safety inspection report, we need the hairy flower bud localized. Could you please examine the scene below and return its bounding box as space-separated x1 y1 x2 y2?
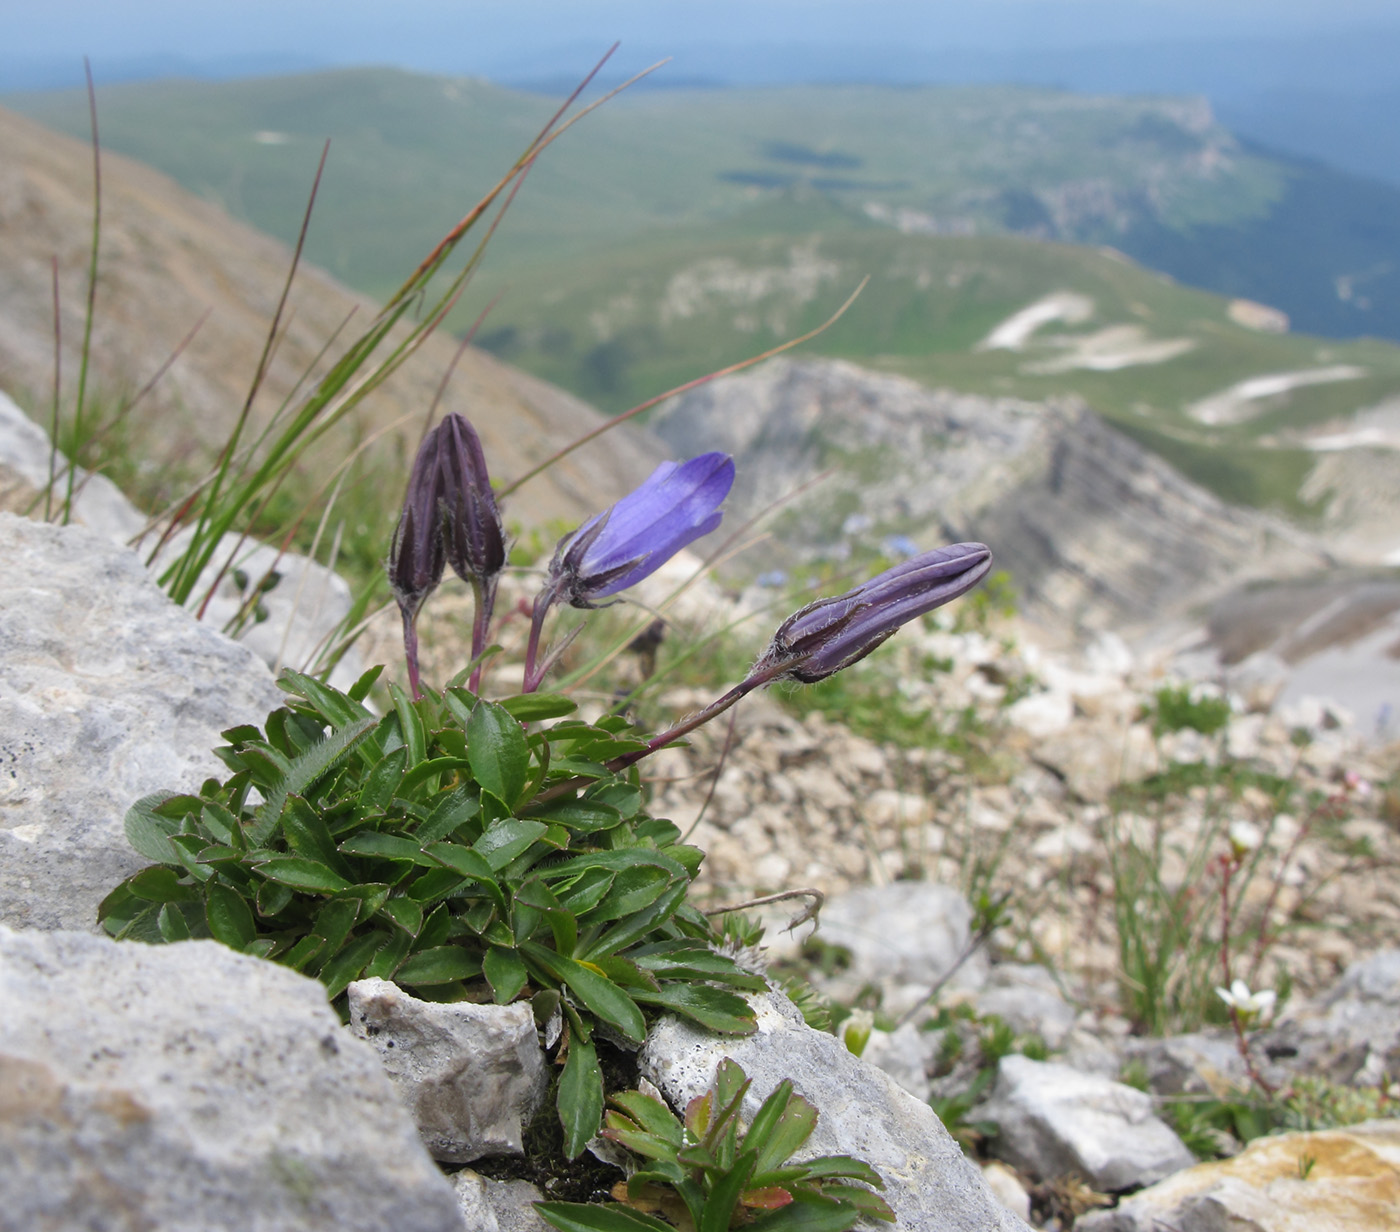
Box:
757 542 993 684
387 429 448 622
437 414 506 593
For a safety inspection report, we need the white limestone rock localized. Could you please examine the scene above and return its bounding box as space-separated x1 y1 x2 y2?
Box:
347 978 548 1164
0 513 284 932
973 1055 1195 1192
640 987 1032 1231
0 926 465 1232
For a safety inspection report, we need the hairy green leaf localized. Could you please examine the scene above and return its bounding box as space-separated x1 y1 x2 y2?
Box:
206 882 257 950
467 699 530 806
123 791 183 864
521 943 646 1043
558 1030 604 1161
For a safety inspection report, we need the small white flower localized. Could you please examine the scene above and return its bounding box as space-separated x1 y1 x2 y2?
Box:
1228 820 1263 857
1216 978 1276 1023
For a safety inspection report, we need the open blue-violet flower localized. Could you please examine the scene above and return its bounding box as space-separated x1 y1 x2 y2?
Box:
388 413 506 696
522 452 734 692
545 452 735 609
757 542 993 683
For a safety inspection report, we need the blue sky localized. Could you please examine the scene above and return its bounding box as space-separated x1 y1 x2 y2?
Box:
7 0 1399 79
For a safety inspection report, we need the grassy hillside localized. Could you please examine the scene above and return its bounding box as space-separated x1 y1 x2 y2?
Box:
469 221 1400 514
7 68 1399 517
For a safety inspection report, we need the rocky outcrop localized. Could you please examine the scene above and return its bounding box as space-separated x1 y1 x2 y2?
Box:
1078 1119 1400 1232
0 926 465 1232
347 978 548 1164
0 513 285 933
640 987 1033 1231
652 357 1327 635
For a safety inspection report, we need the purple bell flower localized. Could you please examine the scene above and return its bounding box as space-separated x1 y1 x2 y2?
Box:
757 542 993 683
545 452 735 608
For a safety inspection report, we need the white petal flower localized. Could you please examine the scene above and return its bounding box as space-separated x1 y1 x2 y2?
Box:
1228 820 1263 856
1216 978 1276 1022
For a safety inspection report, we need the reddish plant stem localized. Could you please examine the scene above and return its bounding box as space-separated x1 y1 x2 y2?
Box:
1219 853 1275 1097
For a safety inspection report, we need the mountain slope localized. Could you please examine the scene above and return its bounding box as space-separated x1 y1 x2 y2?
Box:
0 103 663 556
6 70 1398 340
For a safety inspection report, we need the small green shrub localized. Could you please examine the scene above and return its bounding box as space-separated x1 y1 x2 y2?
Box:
537 1057 894 1231
1149 683 1232 738
98 668 765 1158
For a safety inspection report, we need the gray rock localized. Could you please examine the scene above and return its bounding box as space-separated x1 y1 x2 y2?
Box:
1262 948 1400 1086
974 963 1078 1049
860 1022 934 1103
452 1172 552 1232
973 1055 1195 1192
1077 1119 1400 1232
1122 1030 1253 1096
817 881 986 996
0 514 284 933
640 988 1031 1231
347 978 547 1164
0 926 464 1232
0 389 148 540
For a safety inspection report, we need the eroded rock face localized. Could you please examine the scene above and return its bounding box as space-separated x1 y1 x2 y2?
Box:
0 513 284 932
639 987 1032 1231
973 1055 1195 1192
652 357 1326 635
347 978 548 1164
1078 1119 1400 1232
0 926 464 1232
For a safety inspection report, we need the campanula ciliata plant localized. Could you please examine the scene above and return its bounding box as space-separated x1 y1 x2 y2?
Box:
102 411 990 1179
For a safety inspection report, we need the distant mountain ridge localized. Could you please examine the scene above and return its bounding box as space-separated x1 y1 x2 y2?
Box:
5 68 1398 342
650 357 1331 638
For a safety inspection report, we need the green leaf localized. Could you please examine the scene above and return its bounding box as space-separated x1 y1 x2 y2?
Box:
521 943 646 1044
701 1148 758 1232
582 864 676 925
513 878 577 955
474 819 548 872
283 797 349 875
406 867 470 904
558 1031 604 1160
633 984 758 1036
379 897 424 936
157 902 193 942
199 801 238 846
796 1157 887 1187
424 841 496 881
249 716 376 844
467 699 530 806
415 785 479 844
313 897 363 956
127 866 199 903
609 1092 683 1146
347 664 384 702
253 857 352 893
282 934 327 972
399 756 472 798
582 882 689 961
280 669 372 728
363 929 412 980
255 880 294 918
206 882 257 950
555 867 615 916
321 931 389 999
484 945 529 1003
358 747 407 815
123 791 183 863
752 1091 818 1178
744 1192 867 1232
529 799 625 834
394 945 483 986
498 692 577 721
388 683 427 767
534 1203 673 1232
338 831 436 866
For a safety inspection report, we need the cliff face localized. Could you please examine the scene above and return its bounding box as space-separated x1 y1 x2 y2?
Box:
652 357 1328 635
0 105 663 529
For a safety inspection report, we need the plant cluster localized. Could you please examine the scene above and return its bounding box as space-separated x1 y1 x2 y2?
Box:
100 401 992 1166
537 1059 893 1232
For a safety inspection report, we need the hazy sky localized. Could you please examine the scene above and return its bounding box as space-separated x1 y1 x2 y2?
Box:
8 0 1400 79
